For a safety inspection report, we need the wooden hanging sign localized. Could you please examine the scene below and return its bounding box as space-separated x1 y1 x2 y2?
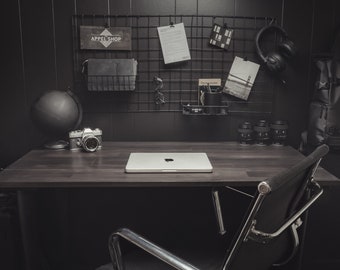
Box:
80 26 132 50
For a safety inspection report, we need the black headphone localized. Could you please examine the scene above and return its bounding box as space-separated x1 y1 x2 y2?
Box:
255 25 297 73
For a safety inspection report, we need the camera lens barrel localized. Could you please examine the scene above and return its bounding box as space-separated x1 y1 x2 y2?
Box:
254 120 271 145
237 121 254 145
270 120 288 146
82 135 100 152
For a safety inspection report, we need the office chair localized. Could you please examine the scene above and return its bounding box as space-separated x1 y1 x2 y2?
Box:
106 144 329 270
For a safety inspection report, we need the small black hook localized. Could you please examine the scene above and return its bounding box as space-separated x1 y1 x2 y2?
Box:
170 22 175 27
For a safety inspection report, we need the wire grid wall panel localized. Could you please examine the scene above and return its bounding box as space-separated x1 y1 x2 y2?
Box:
72 15 276 114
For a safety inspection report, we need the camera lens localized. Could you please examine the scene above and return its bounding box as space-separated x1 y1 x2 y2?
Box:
237 121 254 145
254 120 270 145
82 135 100 152
270 120 288 146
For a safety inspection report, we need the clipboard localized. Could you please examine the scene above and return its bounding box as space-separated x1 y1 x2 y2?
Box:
157 22 191 64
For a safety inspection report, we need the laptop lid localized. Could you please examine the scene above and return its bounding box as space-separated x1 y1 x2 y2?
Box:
125 152 213 173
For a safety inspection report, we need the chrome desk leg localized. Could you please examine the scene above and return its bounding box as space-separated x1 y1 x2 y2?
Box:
212 189 226 235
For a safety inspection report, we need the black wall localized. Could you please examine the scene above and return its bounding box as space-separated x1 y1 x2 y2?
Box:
1 1 340 270
2 0 340 169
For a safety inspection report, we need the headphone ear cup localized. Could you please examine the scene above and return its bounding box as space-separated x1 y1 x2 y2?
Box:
278 39 297 58
266 52 286 73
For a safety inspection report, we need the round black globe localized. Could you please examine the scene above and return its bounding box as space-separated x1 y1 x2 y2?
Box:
31 90 82 149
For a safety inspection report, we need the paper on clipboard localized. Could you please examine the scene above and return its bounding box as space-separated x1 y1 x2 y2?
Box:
157 22 191 64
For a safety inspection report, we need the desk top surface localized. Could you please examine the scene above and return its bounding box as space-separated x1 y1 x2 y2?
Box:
0 141 338 188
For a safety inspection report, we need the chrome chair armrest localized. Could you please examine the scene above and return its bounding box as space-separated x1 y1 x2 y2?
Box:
246 180 323 243
109 228 200 270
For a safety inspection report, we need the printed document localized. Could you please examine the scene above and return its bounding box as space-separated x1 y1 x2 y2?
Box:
157 22 191 64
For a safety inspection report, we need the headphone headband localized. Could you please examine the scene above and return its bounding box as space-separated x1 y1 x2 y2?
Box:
255 25 288 62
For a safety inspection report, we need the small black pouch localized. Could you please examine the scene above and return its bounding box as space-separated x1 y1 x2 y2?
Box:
83 58 137 91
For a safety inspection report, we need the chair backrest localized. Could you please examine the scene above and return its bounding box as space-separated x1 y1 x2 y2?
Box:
222 144 329 270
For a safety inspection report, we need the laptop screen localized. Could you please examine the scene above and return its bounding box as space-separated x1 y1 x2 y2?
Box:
125 152 213 173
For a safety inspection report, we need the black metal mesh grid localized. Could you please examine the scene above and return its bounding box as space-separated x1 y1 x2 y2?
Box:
72 15 276 114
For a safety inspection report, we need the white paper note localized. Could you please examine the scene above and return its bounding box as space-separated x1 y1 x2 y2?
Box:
157 22 191 64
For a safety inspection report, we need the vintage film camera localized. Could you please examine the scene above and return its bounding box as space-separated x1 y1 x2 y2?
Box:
69 128 102 152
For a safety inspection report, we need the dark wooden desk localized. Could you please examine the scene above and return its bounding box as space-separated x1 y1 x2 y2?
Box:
0 142 338 270
0 141 338 188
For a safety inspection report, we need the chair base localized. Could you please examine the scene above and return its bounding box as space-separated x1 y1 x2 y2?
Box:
97 248 226 270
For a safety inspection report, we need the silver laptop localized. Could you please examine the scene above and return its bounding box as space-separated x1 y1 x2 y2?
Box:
125 152 213 173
